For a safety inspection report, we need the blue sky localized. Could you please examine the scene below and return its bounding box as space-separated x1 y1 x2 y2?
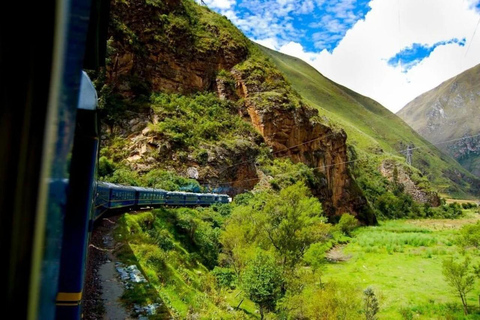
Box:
228 0 372 52
199 0 480 112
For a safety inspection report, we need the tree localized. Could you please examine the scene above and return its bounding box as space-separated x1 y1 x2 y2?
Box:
459 221 480 248
303 242 329 286
242 252 283 319
254 182 328 270
442 257 475 315
363 287 379 320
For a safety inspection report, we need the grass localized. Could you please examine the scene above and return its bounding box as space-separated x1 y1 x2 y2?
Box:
323 216 480 319
113 209 259 319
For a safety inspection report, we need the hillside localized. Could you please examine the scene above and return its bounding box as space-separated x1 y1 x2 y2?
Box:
94 0 479 226
260 46 480 199
94 0 378 223
397 64 480 177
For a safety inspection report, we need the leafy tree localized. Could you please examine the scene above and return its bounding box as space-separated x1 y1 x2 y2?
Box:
242 252 283 319
442 257 475 315
278 281 362 320
303 242 329 285
459 221 480 248
144 169 201 191
98 156 115 178
253 182 327 270
107 167 141 186
363 287 379 320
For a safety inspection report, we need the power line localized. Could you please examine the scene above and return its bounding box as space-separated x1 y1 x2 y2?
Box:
210 132 480 187
217 131 340 174
464 15 480 58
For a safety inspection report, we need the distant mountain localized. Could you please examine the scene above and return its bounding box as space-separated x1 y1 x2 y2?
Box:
397 64 480 177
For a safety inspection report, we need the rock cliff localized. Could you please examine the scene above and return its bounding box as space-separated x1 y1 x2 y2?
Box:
100 0 375 223
380 160 441 206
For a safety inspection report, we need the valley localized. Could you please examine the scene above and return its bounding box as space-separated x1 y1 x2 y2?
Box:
86 0 480 319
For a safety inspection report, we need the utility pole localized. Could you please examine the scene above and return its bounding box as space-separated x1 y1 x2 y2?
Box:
406 144 412 166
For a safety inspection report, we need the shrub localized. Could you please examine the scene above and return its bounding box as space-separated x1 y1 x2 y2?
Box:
212 267 237 289
337 213 359 236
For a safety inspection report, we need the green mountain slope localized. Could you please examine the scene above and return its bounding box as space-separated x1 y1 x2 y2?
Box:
260 46 480 198
397 64 480 177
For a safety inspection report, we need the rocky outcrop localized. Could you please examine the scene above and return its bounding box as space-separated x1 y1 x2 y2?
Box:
107 0 249 97
231 67 375 223
380 160 441 206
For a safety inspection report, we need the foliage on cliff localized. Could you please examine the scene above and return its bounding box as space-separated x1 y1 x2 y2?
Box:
93 0 380 222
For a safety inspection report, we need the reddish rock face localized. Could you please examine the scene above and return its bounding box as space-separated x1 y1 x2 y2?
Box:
106 0 248 97
232 71 372 221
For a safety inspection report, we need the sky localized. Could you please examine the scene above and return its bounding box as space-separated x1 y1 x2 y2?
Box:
196 0 480 113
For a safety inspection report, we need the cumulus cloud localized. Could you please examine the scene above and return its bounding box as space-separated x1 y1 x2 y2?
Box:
274 0 480 112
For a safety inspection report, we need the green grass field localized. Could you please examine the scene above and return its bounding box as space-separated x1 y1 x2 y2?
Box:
324 213 480 319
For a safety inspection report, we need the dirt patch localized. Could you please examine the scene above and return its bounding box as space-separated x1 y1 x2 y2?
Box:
407 214 480 231
326 245 352 262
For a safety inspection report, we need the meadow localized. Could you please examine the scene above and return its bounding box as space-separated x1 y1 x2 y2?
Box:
324 211 480 319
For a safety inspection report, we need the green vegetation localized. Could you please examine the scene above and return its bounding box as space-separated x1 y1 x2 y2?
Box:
113 182 368 318
112 193 480 319
442 257 476 315
323 217 480 319
96 2 480 318
148 92 261 150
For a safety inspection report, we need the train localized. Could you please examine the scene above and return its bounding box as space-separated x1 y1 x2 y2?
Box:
1 0 230 319
94 182 231 219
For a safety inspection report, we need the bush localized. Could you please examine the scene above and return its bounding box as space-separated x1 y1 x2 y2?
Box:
459 221 480 248
212 267 237 289
337 213 359 236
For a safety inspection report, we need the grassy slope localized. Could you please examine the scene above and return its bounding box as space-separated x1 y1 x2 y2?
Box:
397 64 480 176
114 210 258 319
324 215 480 319
260 46 480 198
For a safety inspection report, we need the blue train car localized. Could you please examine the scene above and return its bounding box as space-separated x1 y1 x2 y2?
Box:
198 193 217 205
132 186 154 207
217 194 232 204
166 191 186 206
108 183 136 209
185 193 199 205
151 189 167 205
94 181 112 219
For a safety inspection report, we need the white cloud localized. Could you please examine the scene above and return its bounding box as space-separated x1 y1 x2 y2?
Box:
275 0 480 113
197 0 236 9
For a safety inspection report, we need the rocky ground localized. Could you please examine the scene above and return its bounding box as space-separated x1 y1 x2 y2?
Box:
83 215 133 320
